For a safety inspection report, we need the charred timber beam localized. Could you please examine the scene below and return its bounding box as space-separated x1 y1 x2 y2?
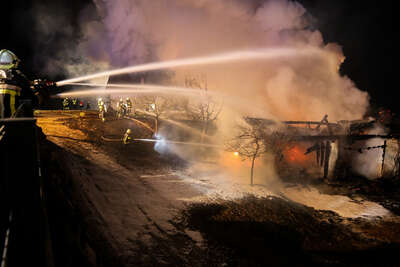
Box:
381 140 387 178
282 121 339 126
245 118 340 127
320 142 325 166
323 141 331 178
290 134 399 142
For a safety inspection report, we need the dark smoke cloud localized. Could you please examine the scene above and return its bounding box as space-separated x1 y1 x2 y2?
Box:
28 0 101 78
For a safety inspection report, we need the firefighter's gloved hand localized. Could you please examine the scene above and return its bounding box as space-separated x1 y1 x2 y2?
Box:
31 79 44 92
32 79 55 88
31 79 53 105
32 79 54 94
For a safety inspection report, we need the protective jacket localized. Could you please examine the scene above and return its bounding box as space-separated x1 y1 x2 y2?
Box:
0 49 53 118
123 129 132 144
126 98 132 114
0 67 33 118
63 98 70 110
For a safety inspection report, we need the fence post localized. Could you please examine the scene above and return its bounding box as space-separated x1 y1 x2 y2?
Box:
381 140 387 178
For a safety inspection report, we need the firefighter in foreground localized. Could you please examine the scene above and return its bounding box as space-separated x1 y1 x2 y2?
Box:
0 49 53 118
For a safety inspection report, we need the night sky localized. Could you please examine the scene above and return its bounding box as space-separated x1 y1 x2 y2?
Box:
2 0 393 115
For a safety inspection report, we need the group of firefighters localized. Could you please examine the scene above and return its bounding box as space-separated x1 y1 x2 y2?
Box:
97 97 133 144
116 97 133 119
97 97 133 122
63 97 86 110
0 48 147 147
0 48 134 144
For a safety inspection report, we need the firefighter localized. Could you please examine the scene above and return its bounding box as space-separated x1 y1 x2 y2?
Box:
117 97 126 119
63 97 70 110
123 128 132 144
0 49 53 118
126 97 132 114
98 98 105 122
71 98 77 109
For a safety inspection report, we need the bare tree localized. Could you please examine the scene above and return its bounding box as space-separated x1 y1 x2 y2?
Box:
184 74 223 142
135 95 172 135
226 117 268 186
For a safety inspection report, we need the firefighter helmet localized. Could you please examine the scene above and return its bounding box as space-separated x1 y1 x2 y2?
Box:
126 129 131 134
0 49 20 70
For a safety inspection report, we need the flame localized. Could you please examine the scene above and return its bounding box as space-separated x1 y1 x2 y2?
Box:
283 144 312 165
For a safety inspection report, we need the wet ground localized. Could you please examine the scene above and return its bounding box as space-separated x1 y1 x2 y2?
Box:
35 110 400 266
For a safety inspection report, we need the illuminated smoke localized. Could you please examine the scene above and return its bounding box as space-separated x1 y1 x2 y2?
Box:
75 0 368 122
45 1 374 184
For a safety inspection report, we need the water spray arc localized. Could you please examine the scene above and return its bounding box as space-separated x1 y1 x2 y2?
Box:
134 138 221 148
56 82 277 121
134 108 214 141
56 83 217 98
55 47 325 86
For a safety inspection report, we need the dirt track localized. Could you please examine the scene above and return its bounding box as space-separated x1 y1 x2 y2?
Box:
36 110 400 266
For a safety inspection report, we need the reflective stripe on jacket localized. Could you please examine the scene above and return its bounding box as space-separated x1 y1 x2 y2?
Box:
0 84 22 95
0 84 22 117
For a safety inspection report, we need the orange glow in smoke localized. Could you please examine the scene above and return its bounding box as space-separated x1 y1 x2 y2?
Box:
283 145 310 165
233 151 239 157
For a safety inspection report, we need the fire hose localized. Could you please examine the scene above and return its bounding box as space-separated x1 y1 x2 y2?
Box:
101 136 122 142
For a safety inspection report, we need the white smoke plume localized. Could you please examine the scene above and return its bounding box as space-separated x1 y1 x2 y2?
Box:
79 0 369 122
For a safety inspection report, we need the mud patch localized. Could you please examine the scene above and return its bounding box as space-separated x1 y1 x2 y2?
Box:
182 196 400 266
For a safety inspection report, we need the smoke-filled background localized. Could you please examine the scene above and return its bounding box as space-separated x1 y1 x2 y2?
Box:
2 0 393 115
31 0 370 121
2 0 394 182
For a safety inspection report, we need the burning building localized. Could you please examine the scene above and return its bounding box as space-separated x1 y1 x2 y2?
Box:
246 115 400 181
